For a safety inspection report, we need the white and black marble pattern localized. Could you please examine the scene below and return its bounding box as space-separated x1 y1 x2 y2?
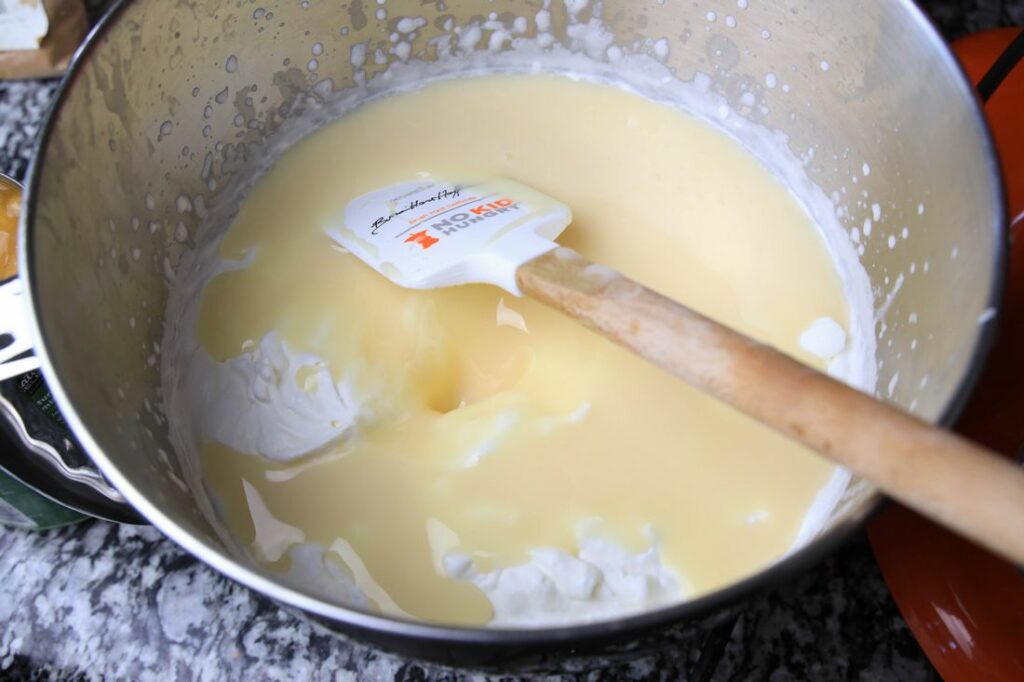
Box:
2 0 1021 678
0 522 935 681
0 81 60 183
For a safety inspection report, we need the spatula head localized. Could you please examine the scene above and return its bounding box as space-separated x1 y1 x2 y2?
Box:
329 177 572 295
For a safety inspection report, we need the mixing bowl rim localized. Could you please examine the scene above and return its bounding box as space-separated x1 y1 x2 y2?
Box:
18 0 1007 647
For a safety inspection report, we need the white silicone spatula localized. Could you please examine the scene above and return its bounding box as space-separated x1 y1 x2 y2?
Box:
329 177 1024 565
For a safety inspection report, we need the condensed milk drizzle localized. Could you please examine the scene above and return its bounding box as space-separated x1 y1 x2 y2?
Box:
186 74 862 626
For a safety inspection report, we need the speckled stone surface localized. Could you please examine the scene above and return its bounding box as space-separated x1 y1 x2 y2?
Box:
0 522 936 681
1 1 1020 679
0 80 59 182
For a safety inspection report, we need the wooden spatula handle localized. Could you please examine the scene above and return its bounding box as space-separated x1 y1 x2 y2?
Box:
517 247 1024 565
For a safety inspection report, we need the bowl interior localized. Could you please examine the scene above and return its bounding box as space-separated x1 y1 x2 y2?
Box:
23 0 1003 639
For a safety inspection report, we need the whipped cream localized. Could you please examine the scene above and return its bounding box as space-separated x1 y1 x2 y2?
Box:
187 333 361 461
800 317 848 361
449 538 682 626
277 536 683 627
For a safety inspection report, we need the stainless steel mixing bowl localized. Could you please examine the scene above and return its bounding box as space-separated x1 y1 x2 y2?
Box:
0 0 1005 664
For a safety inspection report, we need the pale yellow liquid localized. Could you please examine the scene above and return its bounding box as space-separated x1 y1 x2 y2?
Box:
197 75 850 626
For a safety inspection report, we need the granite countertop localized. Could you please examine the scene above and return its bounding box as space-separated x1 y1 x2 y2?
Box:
0 520 934 680
1 1 1019 679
